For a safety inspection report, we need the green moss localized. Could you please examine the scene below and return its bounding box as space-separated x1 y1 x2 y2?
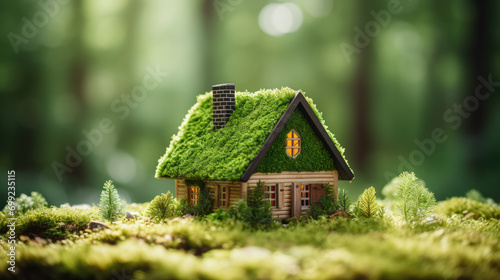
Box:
0 207 98 239
2 216 499 280
155 88 350 181
256 109 335 173
435 197 500 219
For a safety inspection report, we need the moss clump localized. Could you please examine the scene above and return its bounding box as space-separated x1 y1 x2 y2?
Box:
145 192 180 222
256 109 335 173
155 88 350 181
0 206 98 239
435 197 500 219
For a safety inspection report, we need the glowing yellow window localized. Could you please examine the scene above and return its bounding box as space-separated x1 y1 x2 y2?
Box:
189 187 199 206
286 130 301 158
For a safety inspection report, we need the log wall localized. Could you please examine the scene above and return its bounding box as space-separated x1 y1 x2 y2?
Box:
247 171 338 219
175 170 338 220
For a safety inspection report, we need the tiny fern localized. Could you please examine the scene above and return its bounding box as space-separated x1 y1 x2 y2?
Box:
356 187 381 218
338 189 352 213
393 172 436 223
99 180 126 222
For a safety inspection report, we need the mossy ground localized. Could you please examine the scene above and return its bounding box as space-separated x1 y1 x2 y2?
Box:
1 199 499 280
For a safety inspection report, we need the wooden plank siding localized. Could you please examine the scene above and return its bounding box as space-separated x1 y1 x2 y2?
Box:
247 171 338 220
174 170 338 220
175 180 188 199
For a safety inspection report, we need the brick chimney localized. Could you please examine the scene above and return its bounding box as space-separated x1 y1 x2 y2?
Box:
212 83 235 130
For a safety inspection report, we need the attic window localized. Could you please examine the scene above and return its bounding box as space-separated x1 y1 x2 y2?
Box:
286 130 301 158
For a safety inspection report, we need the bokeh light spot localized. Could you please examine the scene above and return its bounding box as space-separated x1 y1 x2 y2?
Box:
106 151 137 183
259 3 303 37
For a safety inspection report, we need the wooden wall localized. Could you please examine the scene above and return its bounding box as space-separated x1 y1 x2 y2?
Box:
175 170 338 220
175 180 240 209
175 179 188 199
247 171 338 219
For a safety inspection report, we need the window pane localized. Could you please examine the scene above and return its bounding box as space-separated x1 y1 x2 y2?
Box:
271 185 275 191
287 148 292 156
271 193 275 199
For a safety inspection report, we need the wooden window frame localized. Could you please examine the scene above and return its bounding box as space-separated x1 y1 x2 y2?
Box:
189 186 199 206
286 130 301 158
263 184 277 208
300 184 311 208
218 185 229 208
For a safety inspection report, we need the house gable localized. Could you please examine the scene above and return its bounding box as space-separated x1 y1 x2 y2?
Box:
255 108 335 173
241 92 354 181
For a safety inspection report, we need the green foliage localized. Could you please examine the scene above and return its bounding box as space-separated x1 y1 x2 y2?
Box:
310 184 338 219
389 172 436 223
2 192 48 216
0 206 98 239
155 88 350 181
354 187 382 218
205 208 232 222
228 182 273 229
178 181 214 217
256 109 335 173
465 189 497 206
465 189 487 203
435 197 500 219
229 200 274 229
145 192 180 222
337 189 352 213
98 180 126 222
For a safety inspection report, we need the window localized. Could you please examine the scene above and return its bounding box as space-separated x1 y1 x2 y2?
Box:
219 185 228 207
301 184 310 207
264 184 277 207
286 130 301 158
189 187 199 206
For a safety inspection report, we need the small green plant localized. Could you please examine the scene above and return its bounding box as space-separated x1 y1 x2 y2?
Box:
205 208 232 222
180 180 214 216
145 192 179 222
465 189 497 206
354 187 382 218
465 189 486 203
98 180 126 222
2 191 48 216
310 184 337 219
227 182 273 229
337 189 352 213
391 172 436 223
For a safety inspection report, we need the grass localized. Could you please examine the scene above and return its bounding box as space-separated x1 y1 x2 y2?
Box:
0 198 499 279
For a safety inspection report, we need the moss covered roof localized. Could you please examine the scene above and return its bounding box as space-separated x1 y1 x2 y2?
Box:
155 88 352 181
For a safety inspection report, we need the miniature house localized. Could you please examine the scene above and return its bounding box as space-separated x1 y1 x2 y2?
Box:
155 84 354 219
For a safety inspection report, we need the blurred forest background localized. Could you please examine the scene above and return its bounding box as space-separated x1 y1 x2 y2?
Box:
1 0 499 206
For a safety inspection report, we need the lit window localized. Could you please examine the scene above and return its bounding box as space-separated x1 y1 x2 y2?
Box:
189 187 199 206
219 185 228 207
264 184 277 207
286 130 301 158
301 184 310 207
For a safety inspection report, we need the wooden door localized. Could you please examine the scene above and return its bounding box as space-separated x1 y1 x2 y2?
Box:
311 184 326 206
